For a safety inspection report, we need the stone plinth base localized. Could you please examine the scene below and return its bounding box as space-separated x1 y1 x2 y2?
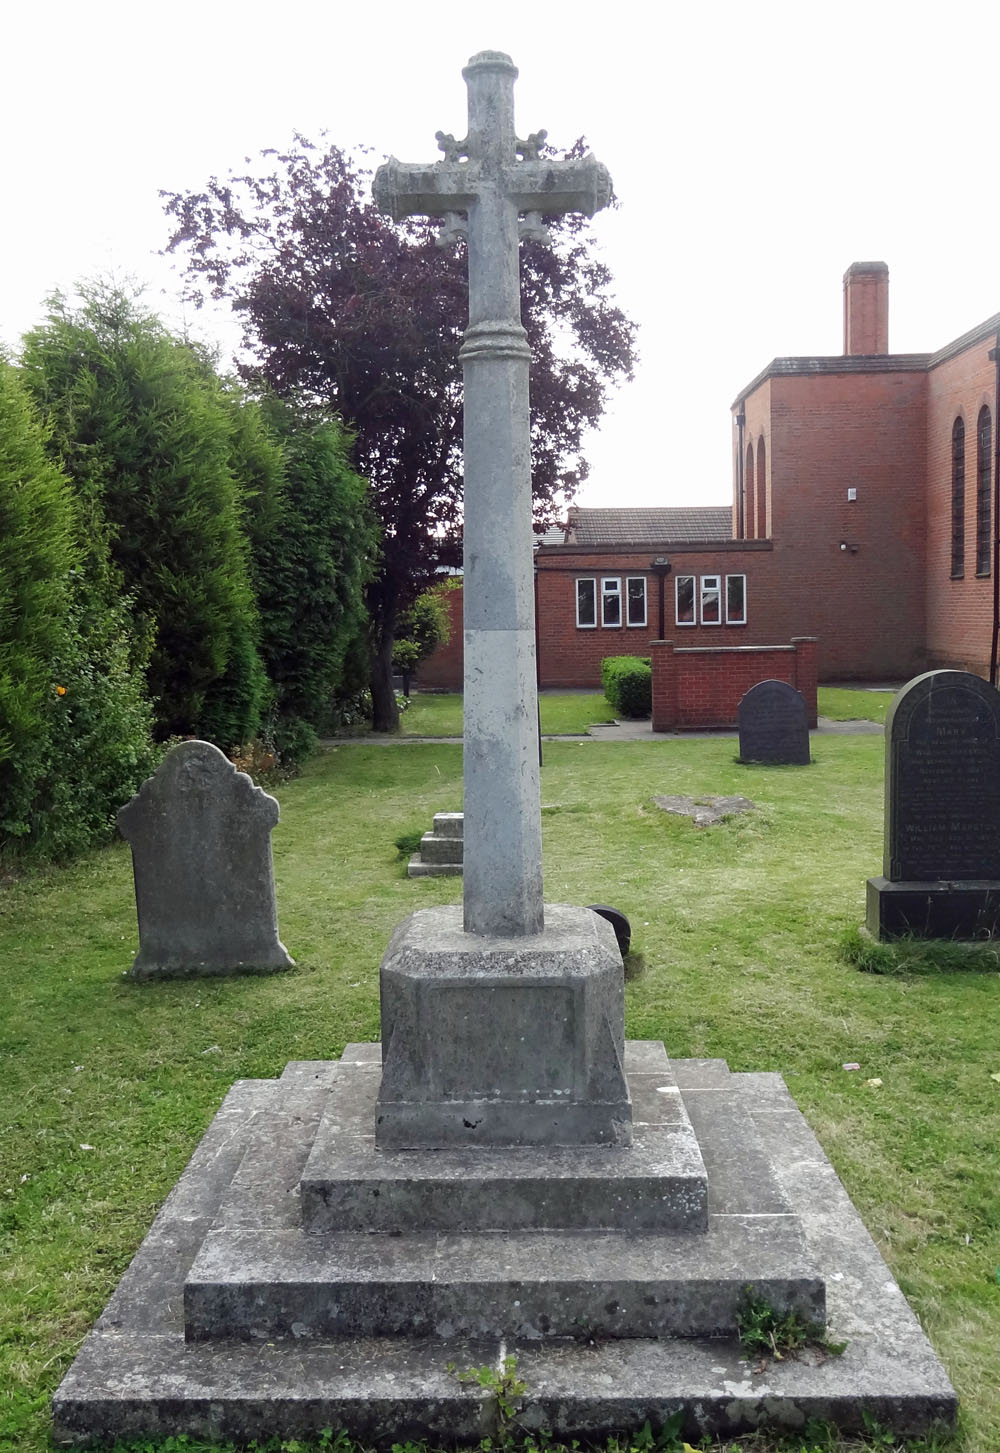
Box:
52 1046 956 1446
407 812 464 878
866 876 1000 940
376 905 630 1149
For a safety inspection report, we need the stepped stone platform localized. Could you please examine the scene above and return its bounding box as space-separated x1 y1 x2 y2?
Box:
52 1044 956 1447
408 812 464 877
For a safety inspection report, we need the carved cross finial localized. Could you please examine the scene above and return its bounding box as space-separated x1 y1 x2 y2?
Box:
516 129 548 162
435 130 469 164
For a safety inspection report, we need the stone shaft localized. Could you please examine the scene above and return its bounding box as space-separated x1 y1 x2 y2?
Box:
373 52 612 937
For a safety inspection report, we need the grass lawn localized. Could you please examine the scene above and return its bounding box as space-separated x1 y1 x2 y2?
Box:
2 733 997 1451
400 686 893 737
400 690 612 737
817 687 895 724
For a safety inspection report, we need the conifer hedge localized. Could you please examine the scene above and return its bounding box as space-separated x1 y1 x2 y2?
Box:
1 285 379 867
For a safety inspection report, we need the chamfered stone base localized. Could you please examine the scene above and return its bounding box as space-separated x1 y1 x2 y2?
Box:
866 875 1000 940
376 905 631 1149
51 1047 957 1447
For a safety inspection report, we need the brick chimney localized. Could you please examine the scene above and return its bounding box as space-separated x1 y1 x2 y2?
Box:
843 261 889 355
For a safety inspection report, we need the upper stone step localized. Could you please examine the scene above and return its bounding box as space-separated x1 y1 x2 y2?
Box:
433 812 464 838
299 1053 707 1234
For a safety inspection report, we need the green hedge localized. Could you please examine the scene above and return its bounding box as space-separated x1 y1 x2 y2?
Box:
601 655 652 718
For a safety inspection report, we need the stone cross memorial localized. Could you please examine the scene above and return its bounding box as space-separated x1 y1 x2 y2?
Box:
52 56 958 1449
373 52 629 1149
118 739 294 977
867 669 1000 938
738 679 810 765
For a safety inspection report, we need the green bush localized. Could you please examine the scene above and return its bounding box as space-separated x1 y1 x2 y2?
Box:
0 358 77 851
601 655 652 718
252 400 378 742
21 285 268 748
0 356 156 864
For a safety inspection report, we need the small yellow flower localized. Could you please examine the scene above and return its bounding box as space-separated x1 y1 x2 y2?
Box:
56 685 67 696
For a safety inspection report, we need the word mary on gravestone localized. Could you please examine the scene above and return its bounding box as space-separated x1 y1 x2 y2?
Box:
738 679 810 765
118 740 294 977
866 669 1000 939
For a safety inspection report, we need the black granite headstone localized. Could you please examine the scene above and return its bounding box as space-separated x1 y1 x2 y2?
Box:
587 904 631 955
737 680 810 765
885 670 1000 880
867 670 1000 939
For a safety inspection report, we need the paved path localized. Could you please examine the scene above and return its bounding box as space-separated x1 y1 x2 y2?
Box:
322 716 884 747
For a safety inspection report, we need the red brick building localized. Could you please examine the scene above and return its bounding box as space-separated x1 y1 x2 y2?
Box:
422 262 1000 691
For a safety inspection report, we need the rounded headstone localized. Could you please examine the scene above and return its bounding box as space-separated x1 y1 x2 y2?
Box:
587 904 631 955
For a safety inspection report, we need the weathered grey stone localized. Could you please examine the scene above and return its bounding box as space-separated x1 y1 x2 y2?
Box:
867 670 1000 938
184 1216 823 1342
375 53 610 938
680 1087 792 1215
375 904 631 1149
407 812 465 877
300 1056 705 1234
117 740 294 977
416 832 464 864
738 680 810 765
433 811 464 838
652 794 757 827
52 1049 957 1447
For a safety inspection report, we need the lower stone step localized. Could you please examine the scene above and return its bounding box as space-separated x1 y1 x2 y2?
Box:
183 1215 822 1341
51 1325 958 1449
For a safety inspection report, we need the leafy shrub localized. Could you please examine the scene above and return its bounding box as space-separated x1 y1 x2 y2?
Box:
393 583 455 680
601 656 652 718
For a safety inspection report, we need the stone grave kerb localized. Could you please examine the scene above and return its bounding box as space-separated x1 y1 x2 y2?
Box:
371 53 630 1149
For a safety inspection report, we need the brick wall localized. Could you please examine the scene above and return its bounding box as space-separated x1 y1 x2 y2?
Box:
650 638 818 730
534 543 778 688
924 329 998 675
414 586 464 689
763 369 927 678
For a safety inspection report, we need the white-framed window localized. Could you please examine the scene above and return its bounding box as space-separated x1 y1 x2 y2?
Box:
576 577 597 628
675 571 749 625
701 574 722 625
726 574 747 625
626 576 647 627
601 577 622 627
675 574 696 625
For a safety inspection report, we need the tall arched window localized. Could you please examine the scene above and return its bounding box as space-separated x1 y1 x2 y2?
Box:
756 435 767 538
951 416 965 578
977 406 992 576
745 443 755 539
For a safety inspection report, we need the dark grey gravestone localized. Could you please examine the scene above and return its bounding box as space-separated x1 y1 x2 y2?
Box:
737 679 810 765
118 740 294 978
867 670 1000 939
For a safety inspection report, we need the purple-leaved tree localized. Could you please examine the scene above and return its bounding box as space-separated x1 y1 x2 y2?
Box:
162 138 637 730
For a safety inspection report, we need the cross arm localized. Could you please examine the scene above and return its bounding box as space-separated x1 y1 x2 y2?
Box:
505 154 612 219
373 158 477 222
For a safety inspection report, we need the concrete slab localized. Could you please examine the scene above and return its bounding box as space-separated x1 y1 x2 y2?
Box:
52 1049 957 1447
300 1054 707 1233
184 1216 822 1342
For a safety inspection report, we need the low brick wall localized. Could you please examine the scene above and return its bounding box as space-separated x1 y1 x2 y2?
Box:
650 638 818 731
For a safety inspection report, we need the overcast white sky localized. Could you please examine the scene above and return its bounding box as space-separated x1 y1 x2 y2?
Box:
4 0 999 508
